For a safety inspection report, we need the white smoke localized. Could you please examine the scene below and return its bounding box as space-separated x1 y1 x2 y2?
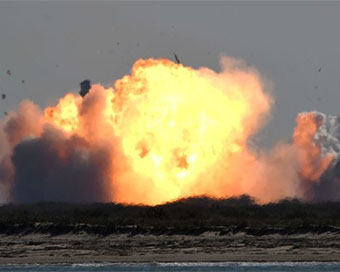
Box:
299 111 340 202
311 111 340 164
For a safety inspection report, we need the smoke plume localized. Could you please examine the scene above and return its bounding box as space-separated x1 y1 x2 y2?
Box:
0 56 338 204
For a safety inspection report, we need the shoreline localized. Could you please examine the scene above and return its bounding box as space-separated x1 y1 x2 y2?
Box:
3 199 340 265
2 229 340 264
1 260 340 265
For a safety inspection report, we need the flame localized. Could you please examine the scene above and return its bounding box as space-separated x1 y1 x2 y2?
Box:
42 58 271 205
45 94 80 133
1 56 334 205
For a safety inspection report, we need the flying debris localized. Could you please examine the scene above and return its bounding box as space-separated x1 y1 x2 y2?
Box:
79 80 91 98
21 80 25 84
6 70 11 76
173 53 181 64
318 68 322 72
3 112 7 116
1 94 6 99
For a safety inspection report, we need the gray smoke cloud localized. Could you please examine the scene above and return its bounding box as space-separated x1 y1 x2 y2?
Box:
303 112 340 202
11 127 112 203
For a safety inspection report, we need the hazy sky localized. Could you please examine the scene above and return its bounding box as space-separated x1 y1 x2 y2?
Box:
0 1 340 146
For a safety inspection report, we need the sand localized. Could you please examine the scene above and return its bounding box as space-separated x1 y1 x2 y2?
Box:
1 228 340 263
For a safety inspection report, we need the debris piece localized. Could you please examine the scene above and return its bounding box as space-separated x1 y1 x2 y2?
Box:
79 80 91 98
173 53 181 64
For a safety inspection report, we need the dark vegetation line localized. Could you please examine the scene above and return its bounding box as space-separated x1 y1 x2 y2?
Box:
1 195 340 235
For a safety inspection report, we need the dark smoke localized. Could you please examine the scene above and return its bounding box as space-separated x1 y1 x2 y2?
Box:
11 127 112 203
310 162 340 202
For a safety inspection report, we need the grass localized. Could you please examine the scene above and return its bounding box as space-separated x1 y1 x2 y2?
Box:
1 195 340 231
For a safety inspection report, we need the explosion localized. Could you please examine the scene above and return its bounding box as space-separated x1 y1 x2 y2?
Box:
0 56 337 204
293 112 333 181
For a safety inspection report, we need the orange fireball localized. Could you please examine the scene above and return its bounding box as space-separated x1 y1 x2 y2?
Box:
43 57 273 205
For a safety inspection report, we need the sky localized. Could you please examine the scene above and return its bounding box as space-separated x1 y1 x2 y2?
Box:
0 1 340 147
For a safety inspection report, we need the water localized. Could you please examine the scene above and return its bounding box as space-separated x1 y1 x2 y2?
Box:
0 262 340 272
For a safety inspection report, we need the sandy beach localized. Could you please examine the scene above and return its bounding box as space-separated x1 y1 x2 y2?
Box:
1 226 340 264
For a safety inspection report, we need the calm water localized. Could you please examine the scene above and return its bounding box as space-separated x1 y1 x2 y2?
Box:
0 263 340 272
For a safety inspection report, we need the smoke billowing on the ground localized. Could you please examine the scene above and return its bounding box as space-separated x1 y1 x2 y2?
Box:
0 56 339 205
